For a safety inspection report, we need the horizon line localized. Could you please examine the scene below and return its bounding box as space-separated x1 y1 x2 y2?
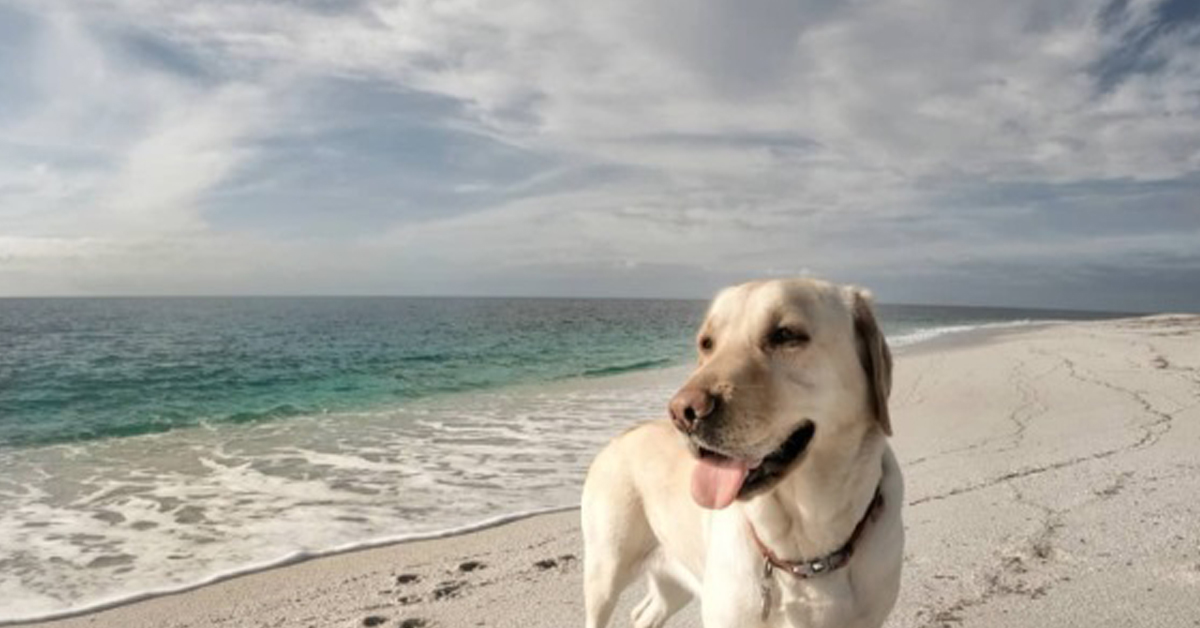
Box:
0 293 1151 316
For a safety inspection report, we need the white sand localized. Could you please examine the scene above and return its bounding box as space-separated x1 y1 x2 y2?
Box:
10 316 1200 628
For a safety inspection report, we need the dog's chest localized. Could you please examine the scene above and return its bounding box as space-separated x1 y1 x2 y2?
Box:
772 574 863 628
705 563 864 628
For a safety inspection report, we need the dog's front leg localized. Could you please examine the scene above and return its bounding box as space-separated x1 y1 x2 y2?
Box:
700 519 767 627
699 566 764 628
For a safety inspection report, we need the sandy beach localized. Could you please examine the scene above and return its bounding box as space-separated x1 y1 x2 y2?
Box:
9 315 1200 628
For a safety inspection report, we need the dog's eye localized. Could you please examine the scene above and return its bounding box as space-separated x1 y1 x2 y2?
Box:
699 336 714 352
767 326 810 348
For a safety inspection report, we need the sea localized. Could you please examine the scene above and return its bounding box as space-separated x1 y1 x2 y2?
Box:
0 297 1129 621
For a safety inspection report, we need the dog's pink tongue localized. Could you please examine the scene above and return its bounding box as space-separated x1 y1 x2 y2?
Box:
691 457 750 510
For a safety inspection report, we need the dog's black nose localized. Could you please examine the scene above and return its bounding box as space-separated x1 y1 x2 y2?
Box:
669 387 715 433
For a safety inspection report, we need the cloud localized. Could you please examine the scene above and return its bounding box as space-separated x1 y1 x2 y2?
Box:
0 7 268 238
99 83 268 235
0 0 1198 310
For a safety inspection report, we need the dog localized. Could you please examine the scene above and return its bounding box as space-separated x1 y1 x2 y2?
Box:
581 278 903 628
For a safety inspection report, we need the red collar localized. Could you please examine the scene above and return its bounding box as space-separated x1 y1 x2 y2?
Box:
745 483 884 579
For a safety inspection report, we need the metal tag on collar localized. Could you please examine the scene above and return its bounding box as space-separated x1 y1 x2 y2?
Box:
760 558 774 621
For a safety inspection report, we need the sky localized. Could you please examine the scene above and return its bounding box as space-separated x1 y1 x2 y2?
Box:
0 0 1198 311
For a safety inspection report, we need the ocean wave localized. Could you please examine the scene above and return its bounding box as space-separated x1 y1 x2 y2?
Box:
0 505 578 626
222 404 314 425
887 319 1040 348
1 353 686 450
0 376 680 623
0 404 326 450
578 357 676 378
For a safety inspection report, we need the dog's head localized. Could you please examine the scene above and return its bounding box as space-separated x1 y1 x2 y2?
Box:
669 278 892 509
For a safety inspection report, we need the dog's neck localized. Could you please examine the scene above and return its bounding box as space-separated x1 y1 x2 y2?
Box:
740 420 887 560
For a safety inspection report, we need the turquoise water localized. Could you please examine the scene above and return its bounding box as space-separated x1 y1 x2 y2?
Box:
0 297 1128 621
0 297 1125 449
0 298 703 448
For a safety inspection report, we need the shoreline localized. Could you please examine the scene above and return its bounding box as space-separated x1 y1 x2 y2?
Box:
6 510 594 628
892 319 1062 355
0 506 580 627
7 314 1197 627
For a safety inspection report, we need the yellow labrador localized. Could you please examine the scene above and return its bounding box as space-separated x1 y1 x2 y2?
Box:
581 278 903 628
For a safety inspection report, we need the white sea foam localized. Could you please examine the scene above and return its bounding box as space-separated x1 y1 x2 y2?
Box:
0 367 686 623
0 505 577 626
888 319 1042 348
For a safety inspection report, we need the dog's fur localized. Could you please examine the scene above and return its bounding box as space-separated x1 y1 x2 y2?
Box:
581 278 903 628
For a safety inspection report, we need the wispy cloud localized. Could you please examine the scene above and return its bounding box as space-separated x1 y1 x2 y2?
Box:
0 0 1198 309
100 83 267 234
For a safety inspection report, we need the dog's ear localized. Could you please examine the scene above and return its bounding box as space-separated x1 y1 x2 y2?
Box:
850 288 893 436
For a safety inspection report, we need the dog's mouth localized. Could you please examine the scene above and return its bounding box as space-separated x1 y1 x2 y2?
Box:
689 421 816 510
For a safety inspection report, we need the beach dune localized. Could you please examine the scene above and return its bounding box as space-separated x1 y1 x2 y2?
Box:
9 316 1200 628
